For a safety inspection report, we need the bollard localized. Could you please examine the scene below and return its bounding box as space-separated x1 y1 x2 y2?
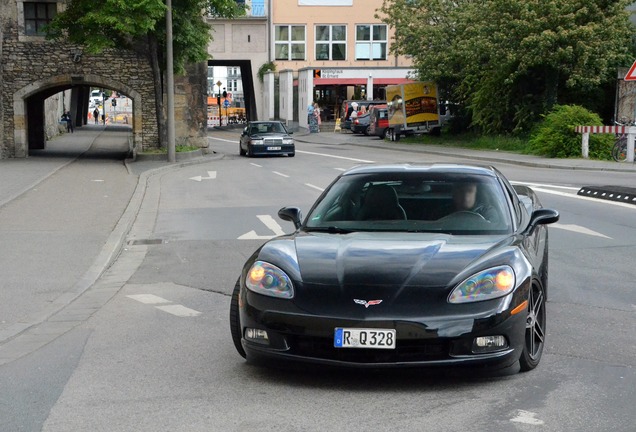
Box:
581 132 589 159
628 130 635 163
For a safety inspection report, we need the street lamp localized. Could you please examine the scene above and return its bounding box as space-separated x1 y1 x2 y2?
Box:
216 81 223 126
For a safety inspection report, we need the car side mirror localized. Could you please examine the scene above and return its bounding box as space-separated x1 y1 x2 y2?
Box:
525 208 559 234
278 207 302 230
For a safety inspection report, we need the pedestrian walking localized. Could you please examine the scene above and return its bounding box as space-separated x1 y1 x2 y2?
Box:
93 108 99 124
61 111 73 133
313 103 322 132
308 104 319 133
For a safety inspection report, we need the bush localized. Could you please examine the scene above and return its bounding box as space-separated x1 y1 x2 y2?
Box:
528 105 613 159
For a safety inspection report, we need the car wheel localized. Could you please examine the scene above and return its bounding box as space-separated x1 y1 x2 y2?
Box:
288 153 295 157
519 282 545 372
380 129 388 140
229 278 247 359
364 126 370 136
247 146 253 157
239 143 246 156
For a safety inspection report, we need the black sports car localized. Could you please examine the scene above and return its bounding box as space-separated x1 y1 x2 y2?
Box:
239 121 295 157
230 164 559 371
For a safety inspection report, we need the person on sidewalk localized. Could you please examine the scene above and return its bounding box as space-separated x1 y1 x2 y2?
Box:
93 108 99 124
313 102 321 132
61 111 73 133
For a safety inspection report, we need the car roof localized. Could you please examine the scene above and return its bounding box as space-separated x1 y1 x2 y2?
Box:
248 121 283 125
342 163 499 177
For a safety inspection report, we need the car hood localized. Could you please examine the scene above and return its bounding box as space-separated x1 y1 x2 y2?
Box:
292 232 511 288
249 133 291 139
256 231 520 315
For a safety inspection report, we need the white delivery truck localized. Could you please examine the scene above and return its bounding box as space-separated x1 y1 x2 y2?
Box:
385 81 441 141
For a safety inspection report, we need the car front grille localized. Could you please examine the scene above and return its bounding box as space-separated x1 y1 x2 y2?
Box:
264 138 283 146
289 335 450 364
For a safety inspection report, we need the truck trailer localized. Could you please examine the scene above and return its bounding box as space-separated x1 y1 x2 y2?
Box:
385 82 441 141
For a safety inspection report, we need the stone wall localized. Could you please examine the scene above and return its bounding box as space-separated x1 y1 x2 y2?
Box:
1 0 209 158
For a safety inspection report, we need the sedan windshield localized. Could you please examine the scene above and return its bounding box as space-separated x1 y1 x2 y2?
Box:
249 122 286 135
305 172 513 234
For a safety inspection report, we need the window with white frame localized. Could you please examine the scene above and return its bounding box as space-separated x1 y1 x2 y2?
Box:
23 2 57 36
315 25 346 61
275 25 306 61
355 24 387 61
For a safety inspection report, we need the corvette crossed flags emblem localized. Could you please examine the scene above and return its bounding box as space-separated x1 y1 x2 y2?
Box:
354 299 383 308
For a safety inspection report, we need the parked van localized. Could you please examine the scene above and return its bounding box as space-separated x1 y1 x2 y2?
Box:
340 99 386 131
368 104 388 139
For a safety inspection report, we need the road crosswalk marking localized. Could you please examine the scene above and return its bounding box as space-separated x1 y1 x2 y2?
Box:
127 295 201 317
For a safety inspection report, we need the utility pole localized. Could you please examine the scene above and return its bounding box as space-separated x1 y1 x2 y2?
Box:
166 0 176 163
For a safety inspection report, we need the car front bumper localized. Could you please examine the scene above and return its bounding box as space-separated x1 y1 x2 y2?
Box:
248 144 295 156
239 288 528 369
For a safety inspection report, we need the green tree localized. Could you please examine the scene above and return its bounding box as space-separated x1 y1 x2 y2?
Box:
47 0 244 148
378 0 634 134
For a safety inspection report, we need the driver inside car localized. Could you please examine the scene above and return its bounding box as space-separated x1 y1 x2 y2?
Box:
437 182 499 222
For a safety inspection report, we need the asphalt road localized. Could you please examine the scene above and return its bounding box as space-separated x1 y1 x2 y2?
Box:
1 129 635 431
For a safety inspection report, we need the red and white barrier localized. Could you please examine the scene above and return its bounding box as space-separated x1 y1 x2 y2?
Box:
575 125 635 162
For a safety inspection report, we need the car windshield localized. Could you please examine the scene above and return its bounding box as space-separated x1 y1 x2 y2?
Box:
305 172 513 235
250 123 286 135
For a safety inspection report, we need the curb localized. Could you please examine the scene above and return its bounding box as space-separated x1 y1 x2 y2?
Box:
0 152 224 348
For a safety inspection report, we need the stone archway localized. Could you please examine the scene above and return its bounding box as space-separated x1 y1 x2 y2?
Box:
13 74 143 157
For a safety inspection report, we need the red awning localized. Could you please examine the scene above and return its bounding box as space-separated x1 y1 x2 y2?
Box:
312 78 415 85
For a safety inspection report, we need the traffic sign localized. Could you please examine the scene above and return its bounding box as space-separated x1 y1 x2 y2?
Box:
624 60 636 81
314 69 321 78
223 100 230 108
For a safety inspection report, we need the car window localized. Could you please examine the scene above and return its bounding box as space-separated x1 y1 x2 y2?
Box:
305 173 512 234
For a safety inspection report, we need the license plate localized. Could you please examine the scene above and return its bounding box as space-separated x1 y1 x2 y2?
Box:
267 146 281 150
334 328 396 349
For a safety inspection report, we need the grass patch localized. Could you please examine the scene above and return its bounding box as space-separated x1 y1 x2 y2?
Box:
399 132 529 153
139 145 201 154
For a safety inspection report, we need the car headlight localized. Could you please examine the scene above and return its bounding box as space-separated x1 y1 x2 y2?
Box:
448 265 515 303
283 138 294 145
250 138 264 145
245 261 294 299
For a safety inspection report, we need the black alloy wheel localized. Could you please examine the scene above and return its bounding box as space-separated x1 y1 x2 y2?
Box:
229 279 247 358
519 282 546 371
239 142 246 156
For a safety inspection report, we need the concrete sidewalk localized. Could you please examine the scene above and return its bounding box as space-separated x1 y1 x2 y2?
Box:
294 131 636 173
0 125 221 358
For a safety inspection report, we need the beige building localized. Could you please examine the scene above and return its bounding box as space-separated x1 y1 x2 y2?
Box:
270 0 414 126
207 0 415 127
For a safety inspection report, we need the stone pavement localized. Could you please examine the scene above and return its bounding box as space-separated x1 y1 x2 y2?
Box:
0 125 221 364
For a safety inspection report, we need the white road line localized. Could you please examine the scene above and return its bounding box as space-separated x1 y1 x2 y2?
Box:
250 163 262 167
127 294 171 305
510 410 545 425
257 214 286 236
334 167 347 171
530 186 636 210
296 149 375 163
305 183 325 192
511 181 579 191
273 171 290 178
207 136 236 143
155 305 201 317
552 223 612 239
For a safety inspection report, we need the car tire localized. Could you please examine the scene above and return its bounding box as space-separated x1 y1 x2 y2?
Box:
364 126 370 136
380 129 388 140
239 143 246 156
247 146 253 157
519 282 546 372
229 278 247 359
288 153 295 157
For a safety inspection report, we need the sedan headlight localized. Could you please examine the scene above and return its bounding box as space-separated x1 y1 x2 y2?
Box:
250 138 264 145
283 138 294 145
245 261 294 299
448 265 515 303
